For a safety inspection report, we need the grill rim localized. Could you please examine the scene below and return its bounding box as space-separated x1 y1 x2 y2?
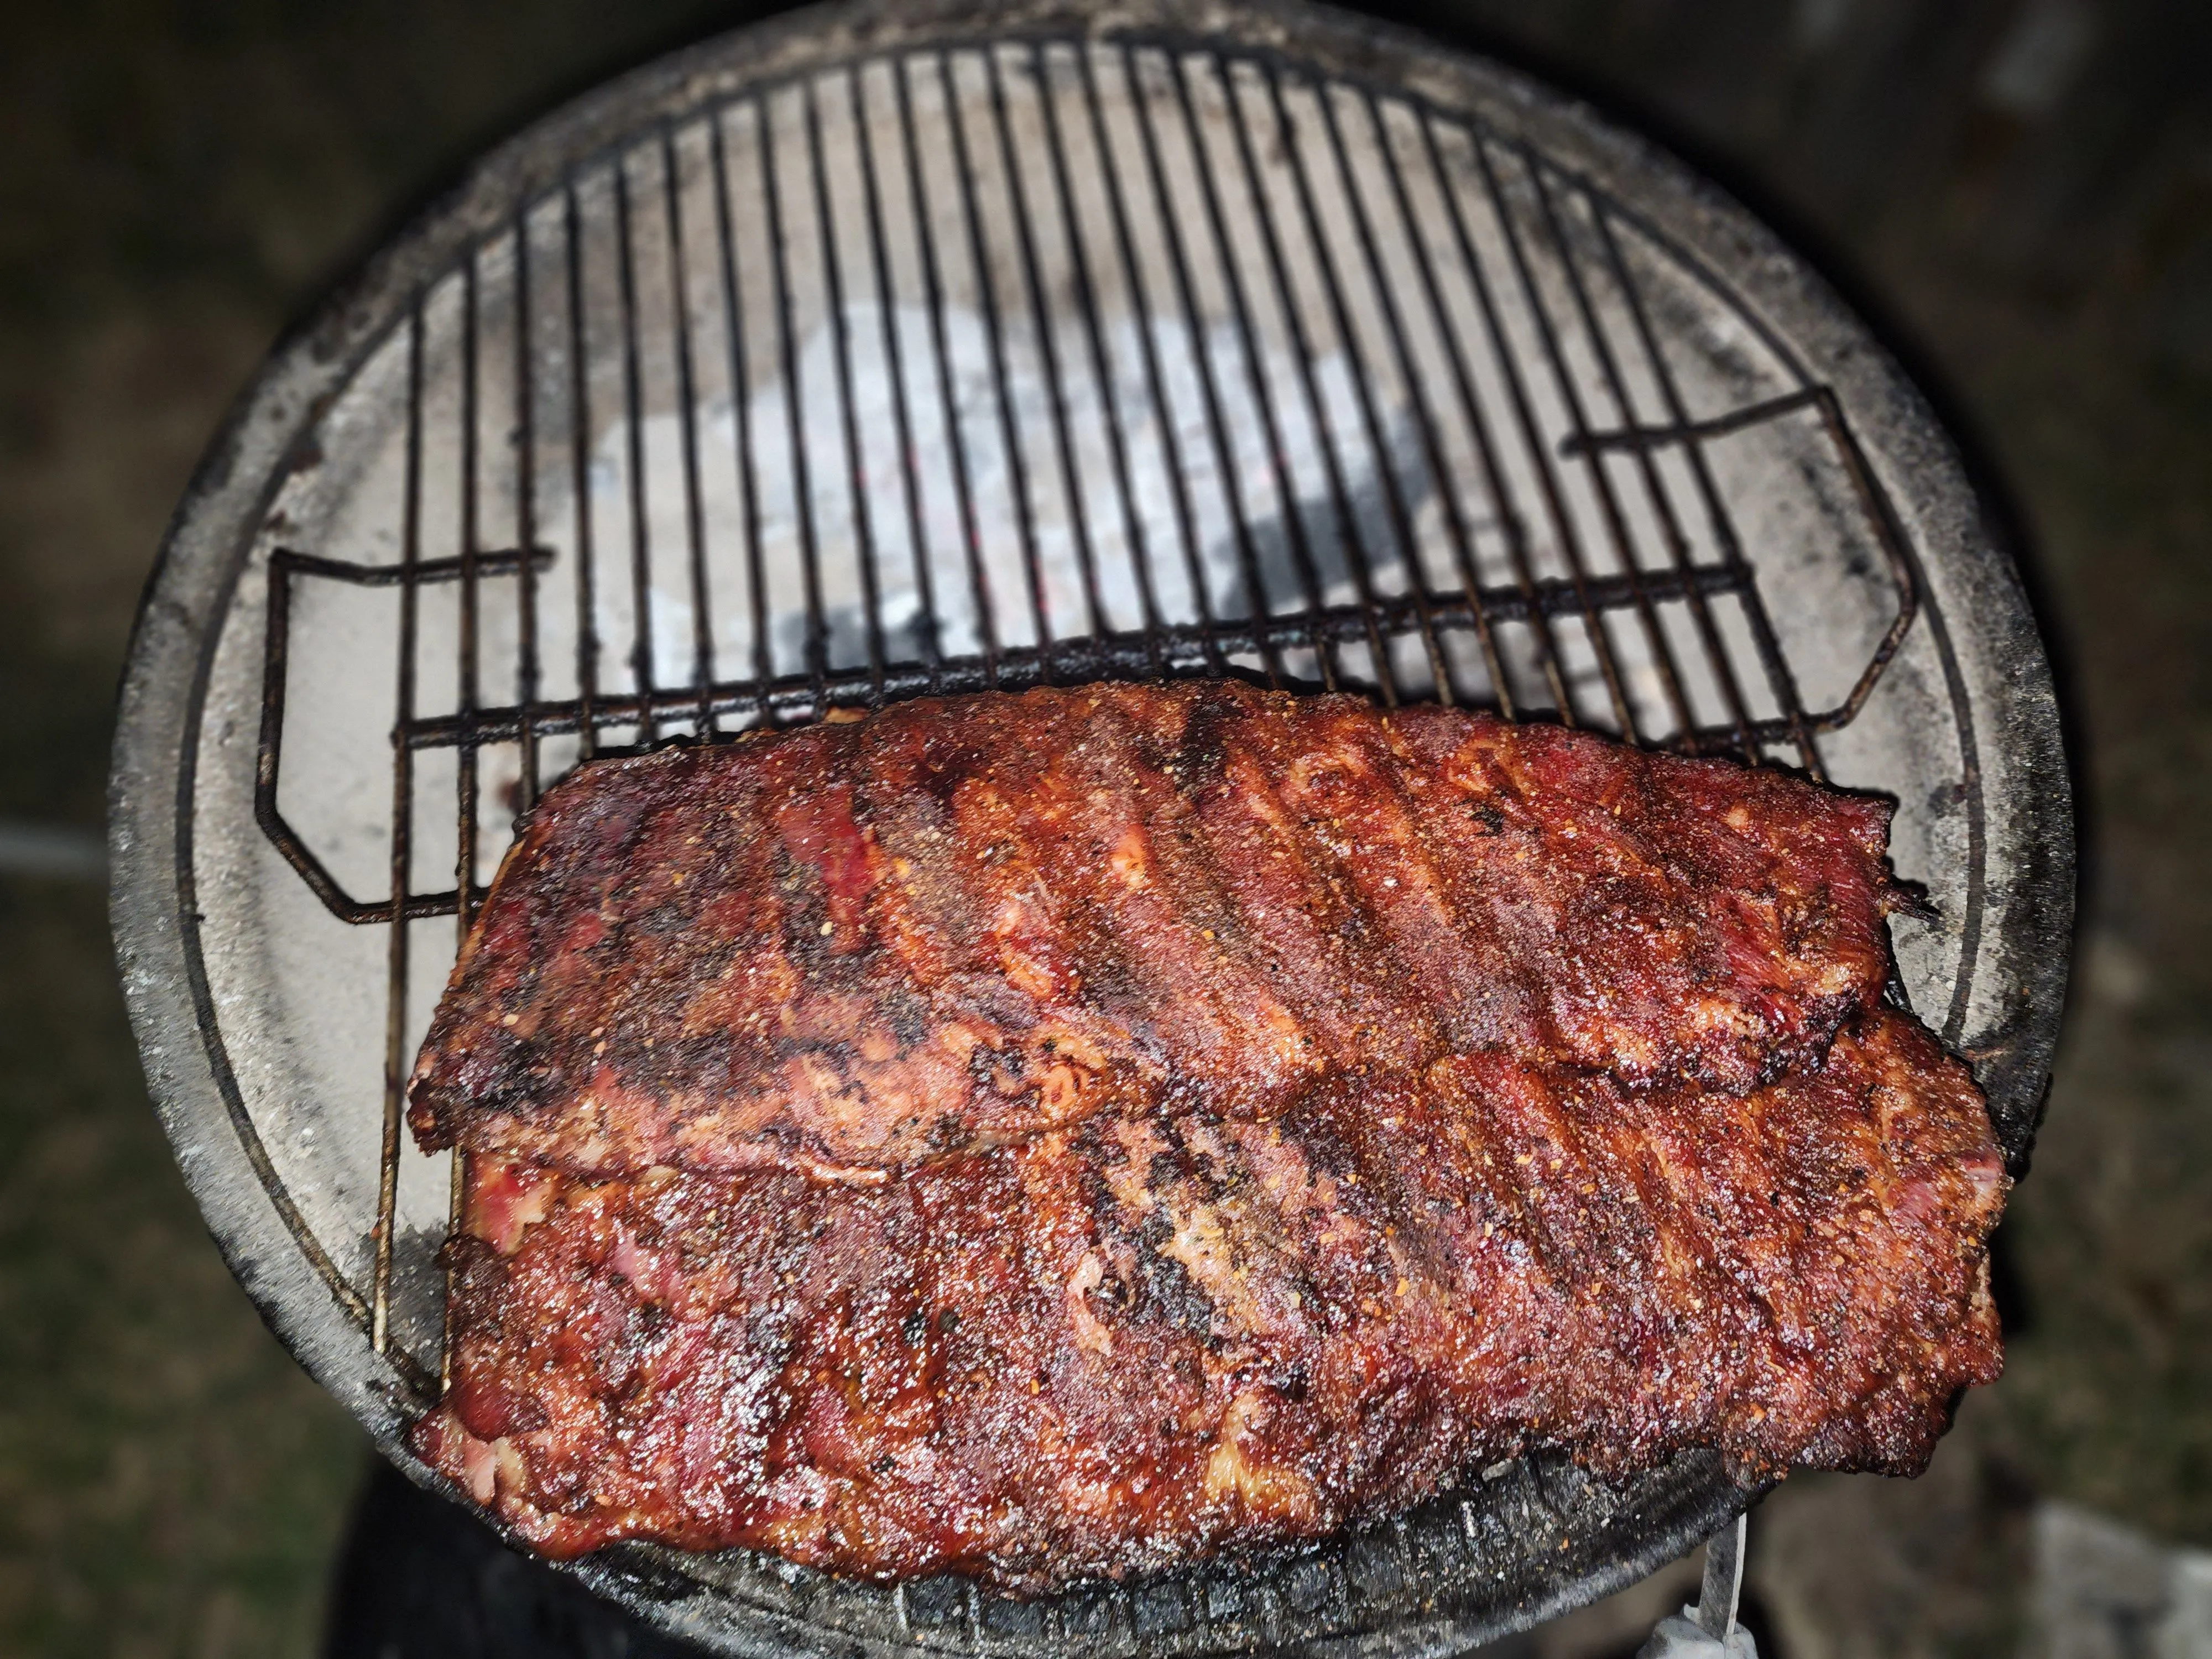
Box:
108 0 2074 1652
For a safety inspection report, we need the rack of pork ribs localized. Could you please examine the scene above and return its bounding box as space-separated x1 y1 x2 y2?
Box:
406 681 2005 1593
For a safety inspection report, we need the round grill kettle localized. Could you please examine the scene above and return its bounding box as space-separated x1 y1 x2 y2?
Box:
110 0 2071 1651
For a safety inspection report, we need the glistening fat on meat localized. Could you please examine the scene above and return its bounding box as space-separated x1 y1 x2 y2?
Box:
405 682 2006 1589
408 681 1903 1175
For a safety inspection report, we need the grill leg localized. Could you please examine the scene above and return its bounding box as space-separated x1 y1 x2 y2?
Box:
1698 1514 1748 1643
1636 1515 1758 1659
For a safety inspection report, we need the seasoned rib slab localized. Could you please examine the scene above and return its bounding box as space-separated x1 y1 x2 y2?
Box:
407 683 1901 1178
414 1011 2005 1587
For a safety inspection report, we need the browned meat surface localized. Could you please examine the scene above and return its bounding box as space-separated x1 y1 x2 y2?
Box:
406 682 2004 1587
408 682 1902 1180
414 1010 2005 1586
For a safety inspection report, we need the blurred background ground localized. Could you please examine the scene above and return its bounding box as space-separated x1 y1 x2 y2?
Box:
0 2 2205 1656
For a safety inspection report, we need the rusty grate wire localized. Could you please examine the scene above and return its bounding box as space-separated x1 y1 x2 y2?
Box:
250 37 1918 1394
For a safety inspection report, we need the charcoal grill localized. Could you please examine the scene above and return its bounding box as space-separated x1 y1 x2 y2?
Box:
109 0 2073 1652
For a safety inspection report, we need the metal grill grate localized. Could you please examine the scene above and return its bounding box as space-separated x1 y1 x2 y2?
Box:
111 4 2077 1651
255 43 1921 1383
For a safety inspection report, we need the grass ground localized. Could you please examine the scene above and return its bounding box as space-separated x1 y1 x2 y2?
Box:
0 881 364 1657
0 3 2205 1656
